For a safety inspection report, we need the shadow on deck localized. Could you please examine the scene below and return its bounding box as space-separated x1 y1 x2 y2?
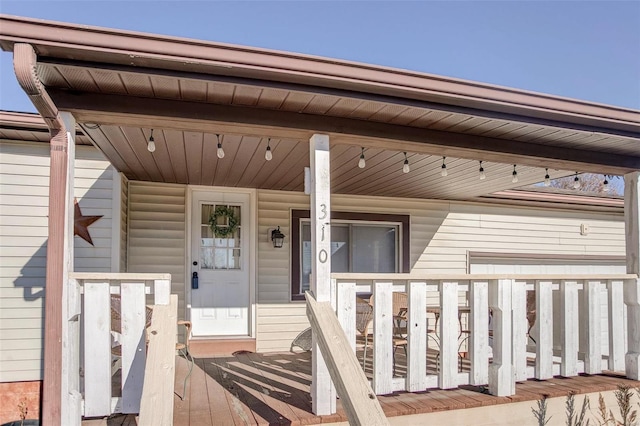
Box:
168 351 640 426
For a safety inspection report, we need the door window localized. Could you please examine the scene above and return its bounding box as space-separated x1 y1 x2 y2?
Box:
200 203 242 270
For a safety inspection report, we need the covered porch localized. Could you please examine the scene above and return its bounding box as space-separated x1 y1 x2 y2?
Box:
1 14 640 425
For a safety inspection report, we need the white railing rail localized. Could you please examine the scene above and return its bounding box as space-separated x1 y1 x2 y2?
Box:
64 273 172 425
331 273 639 398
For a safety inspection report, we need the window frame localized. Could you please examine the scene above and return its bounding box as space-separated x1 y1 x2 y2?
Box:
290 210 410 301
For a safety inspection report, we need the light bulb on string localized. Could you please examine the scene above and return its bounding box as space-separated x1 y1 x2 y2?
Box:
573 172 580 189
511 165 518 183
358 147 366 169
603 175 610 192
441 156 448 177
265 138 273 161
402 152 410 173
544 168 550 187
216 134 225 159
479 161 486 180
147 129 156 153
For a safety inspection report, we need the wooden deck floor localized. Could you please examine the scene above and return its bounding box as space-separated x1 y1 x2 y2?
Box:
170 351 640 426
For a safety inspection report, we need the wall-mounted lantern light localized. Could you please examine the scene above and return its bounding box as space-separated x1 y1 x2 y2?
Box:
271 226 285 248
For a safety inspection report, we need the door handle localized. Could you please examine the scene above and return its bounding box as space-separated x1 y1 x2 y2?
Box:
191 271 199 289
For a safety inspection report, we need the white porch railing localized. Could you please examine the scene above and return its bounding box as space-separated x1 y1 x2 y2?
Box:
64 273 173 425
331 273 639 397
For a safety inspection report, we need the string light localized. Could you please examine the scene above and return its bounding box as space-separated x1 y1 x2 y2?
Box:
265 138 273 161
511 165 518 183
358 147 366 169
603 175 610 192
544 168 550 187
402 152 410 173
216 134 225 159
147 129 156 153
573 172 580 189
479 161 486 180
441 156 448 177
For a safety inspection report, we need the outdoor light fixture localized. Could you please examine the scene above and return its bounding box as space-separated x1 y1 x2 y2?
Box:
479 161 486 180
265 138 273 161
511 165 518 183
271 226 285 248
402 152 410 173
603 175 610 192
358 147 366 169
147 129 156 153
573 172 580 189
216 134 225 159
544 168 551 187
441 156 448 177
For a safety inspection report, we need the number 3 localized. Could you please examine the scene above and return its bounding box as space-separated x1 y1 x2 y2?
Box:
319 204 327 220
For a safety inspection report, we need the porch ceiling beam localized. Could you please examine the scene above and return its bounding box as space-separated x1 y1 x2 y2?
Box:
49 90 640 175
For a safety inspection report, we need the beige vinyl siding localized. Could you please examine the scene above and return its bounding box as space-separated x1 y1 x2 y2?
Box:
255 189 625 352
127 181 186 321
0 141 117 382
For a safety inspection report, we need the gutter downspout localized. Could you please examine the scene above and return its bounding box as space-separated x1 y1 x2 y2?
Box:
13 43 71 426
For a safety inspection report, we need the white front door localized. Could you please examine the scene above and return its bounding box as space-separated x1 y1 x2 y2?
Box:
190 191 251 337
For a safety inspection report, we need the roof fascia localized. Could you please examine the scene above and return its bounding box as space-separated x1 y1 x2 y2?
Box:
0 14 638 134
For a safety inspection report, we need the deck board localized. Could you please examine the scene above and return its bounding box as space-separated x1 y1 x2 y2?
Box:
170 351 640 425
93 351 640 425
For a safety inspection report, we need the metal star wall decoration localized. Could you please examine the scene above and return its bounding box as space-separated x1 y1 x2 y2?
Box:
74 198 102 246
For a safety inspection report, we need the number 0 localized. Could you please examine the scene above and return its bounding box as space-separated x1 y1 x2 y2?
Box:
319 249 328 263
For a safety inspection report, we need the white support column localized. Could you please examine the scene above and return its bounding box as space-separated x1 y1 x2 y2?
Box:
59 111 79 426
625 172 640 379
488 279 514 396
309 134 336 415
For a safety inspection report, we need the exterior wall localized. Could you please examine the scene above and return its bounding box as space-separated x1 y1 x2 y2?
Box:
0 141 117 382
255 189 625 352
126 181 186 321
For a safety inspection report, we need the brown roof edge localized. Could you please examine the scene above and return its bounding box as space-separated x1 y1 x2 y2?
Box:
485 189 624 208
0 14 638 133
0 110 47 127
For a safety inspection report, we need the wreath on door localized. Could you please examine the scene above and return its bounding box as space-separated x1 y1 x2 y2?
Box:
209 205 239 238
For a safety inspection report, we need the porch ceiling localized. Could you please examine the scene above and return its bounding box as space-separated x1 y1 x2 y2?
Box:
1 14 639 199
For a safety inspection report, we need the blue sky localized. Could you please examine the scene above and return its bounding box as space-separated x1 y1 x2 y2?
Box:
1 1 639 113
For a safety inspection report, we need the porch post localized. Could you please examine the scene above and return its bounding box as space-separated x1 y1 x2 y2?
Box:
309 133 336 414
624 171 640 379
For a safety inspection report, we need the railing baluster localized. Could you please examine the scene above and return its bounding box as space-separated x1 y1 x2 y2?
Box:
337 281 356 352
439 281 458 389
153 278 170 305
584 280 602 374
535 280 553 380
83 281 112 417
373 281 393 394
624 278 640 380
607 280 625 372
121 282 147 413
470 280 489 386
489 279 514 396
560 280 579 377
511 280 527 382
407 281 427 392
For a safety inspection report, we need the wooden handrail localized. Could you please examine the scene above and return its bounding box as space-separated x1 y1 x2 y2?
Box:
305 291 390 426
331 273 637 280
70 272 172 280
138 294 178 426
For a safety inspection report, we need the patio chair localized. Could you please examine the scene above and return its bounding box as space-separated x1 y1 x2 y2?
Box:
356 297 407 375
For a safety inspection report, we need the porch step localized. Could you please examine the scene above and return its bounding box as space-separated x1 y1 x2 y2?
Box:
188 338 256 358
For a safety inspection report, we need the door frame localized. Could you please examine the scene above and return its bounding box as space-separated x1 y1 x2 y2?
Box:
185 185 257 338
